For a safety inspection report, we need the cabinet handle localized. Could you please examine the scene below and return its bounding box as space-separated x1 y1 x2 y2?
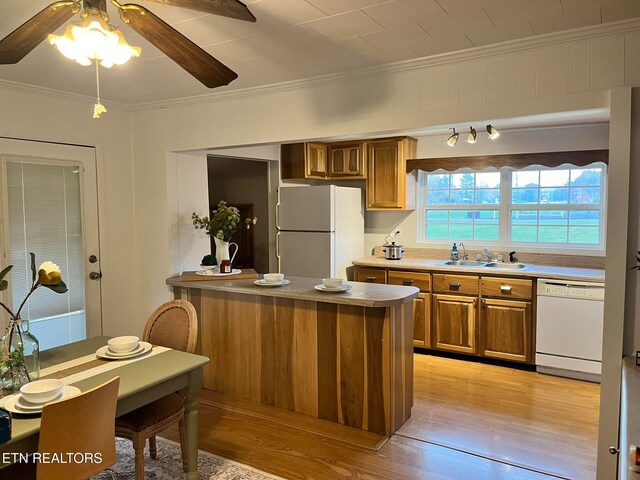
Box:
482 299 486 307
366 276 377 282
500 285 513 293
449 283 461 289
402 279 414 286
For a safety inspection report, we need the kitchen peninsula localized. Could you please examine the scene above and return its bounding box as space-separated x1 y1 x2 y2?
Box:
166 275 419 435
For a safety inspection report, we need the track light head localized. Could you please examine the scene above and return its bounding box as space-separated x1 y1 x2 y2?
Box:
467 126 477 144
487 124 500 140
446 128 459 147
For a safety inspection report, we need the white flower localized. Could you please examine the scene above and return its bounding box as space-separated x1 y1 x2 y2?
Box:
39 261 60 275
38 261 63 286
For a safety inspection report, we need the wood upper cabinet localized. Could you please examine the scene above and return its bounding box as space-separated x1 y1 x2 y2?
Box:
479 298 532 363
366 137 417 210
432 294 477 355
280 142 327 180
327 141 365 178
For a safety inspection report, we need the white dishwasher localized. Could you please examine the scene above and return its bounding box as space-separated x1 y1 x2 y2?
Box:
536 278 605 382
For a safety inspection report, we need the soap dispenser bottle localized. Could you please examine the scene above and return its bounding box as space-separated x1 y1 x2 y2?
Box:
450 242 459 261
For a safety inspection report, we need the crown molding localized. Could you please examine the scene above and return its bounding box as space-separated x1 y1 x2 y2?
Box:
131 17 640 111
0 78 131 111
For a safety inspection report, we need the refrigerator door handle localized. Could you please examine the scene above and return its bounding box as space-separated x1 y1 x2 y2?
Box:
276 232 281 272
275 201 280 230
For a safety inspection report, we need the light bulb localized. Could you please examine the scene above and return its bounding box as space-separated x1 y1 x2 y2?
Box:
487 124 500 140
467 127 477 144
446 128 459 147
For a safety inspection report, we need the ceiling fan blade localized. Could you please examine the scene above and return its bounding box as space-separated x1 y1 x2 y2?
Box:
136 0 256 22
119 4 238 88
0 1 79 64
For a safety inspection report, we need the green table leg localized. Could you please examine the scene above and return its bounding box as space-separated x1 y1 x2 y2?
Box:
184 368 202 480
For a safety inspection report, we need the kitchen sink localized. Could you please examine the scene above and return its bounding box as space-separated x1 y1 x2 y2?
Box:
483 262 528 269
438 260 486 267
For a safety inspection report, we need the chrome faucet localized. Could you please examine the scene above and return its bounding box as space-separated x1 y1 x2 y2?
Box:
459 242 468 260
483 247 493 262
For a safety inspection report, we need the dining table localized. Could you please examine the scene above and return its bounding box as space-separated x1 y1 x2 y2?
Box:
0 336 209 480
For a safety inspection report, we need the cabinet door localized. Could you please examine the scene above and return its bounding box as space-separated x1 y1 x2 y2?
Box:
432 294 477 354
328 143 365 178
305 142 327 178
355 267 387 284
480 298 532 363
413 293 431 348
366 140 403 209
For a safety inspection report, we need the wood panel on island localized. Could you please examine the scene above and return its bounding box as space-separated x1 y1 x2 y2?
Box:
354 266 535 364
168 276 418 436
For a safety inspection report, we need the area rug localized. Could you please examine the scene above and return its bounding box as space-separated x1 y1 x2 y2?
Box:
94 437 285 480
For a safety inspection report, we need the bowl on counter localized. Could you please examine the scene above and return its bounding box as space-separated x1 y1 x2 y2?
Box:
322 278 344 289
20 379 64 404
264 273 285 283
108 335 140 353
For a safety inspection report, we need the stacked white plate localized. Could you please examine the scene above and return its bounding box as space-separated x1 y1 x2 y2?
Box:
0 385 81 414
96 341 152 360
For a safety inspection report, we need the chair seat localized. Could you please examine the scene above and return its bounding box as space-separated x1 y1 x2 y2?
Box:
115 393 184 432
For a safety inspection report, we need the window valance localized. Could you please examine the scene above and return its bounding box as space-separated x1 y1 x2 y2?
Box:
406 149 609 173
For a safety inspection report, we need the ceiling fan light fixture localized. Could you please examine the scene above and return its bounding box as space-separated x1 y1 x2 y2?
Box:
487 124 500 140
467 126 477 144
446 128 459 147
48 14 140 68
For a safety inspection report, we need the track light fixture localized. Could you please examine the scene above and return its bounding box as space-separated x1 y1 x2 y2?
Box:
446 128 459 147
445 124 501 146
467 126 477 144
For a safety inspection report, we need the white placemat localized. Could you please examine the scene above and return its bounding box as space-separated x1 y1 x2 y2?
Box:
40 345 170 386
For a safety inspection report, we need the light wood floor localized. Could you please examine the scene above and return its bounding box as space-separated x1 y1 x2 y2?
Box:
164 354 600 480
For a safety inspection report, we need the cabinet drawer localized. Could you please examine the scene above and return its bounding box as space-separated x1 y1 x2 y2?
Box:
356 267 387 284
388 271 431 292
481 277 532 300
433 274 479 295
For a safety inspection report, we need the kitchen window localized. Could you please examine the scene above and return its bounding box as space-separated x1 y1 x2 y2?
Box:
418 164 606 251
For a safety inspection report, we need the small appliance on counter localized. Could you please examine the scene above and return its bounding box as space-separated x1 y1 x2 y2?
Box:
383 232 404 260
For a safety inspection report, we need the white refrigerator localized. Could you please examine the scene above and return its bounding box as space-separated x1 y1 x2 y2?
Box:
276 186 364 279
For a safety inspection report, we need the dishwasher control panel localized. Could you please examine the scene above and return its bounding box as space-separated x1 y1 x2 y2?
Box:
537 278 605 301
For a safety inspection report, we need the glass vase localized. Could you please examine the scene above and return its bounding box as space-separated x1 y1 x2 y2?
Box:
1 316 40 393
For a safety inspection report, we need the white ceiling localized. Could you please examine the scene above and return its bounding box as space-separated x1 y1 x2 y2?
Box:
1 0 639 105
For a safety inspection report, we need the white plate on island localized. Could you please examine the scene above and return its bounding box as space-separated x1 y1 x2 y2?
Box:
1 386 81 414
314 284 351 293
96 341 152 360
254 279 291 287
196 269 241 276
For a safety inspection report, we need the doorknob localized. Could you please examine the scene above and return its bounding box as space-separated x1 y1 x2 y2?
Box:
88 255 98 263
89 271 102 280
609 446 619 455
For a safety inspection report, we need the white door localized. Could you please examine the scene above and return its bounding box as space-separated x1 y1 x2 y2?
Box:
0 138 101 350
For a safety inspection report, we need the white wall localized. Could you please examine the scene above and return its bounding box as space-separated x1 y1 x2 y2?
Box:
0 85 138 336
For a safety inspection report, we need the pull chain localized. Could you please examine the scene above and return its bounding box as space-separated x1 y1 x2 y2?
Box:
93 61 107 119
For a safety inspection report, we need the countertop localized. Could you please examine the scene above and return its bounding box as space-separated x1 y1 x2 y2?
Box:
352 256 605 282
167 275 419 308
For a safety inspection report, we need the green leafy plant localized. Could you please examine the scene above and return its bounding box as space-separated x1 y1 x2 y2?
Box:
633 251 640 271
192 200 257 241
201 254 217 266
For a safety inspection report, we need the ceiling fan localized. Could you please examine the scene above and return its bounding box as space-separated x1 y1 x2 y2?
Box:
0 0 256 88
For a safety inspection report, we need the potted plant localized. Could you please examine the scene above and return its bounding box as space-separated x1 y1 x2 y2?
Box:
192 201 257 266
0 253 68 391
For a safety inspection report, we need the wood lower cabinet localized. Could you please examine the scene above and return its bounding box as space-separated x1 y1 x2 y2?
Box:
356 267 387 284
412 293 431 348
366 137 417 210
480 298 532 363
328 141 365 178
432 294 477 355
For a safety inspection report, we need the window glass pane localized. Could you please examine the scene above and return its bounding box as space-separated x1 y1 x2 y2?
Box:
512 188 539 204
475 224 498 240
569 210 600 225
451 173 475 189
511 210 537 225
427 190 449 205
475 210 499 240
511 226 537 242
476 210 499 223
539 210 568 225
569 227 599 244
539 187 568 204
450 210 473 223
571 168 601 186
450 224 473 239
570 187 600 204
512 171 539 188
476 172 500 188
426 223 448 239
427 174 450 189
540 169 569 187
475 189 500 204
426 210 448 222
450 190 473 204
539 226 568 243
